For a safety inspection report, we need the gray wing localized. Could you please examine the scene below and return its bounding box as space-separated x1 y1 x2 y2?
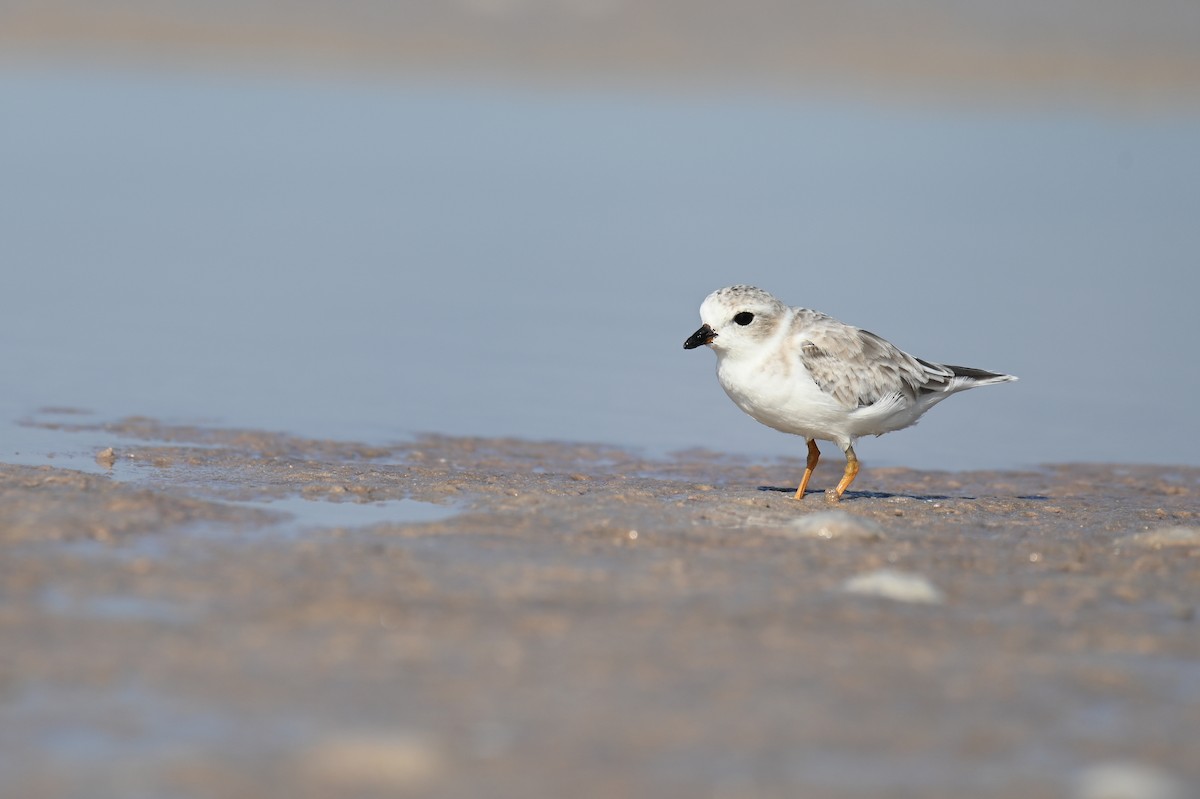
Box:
795 315 954 409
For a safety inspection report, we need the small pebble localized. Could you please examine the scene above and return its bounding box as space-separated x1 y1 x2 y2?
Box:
1072 760 1187 799
1117 526 1200 548
842 569 944 604
300 731 443 789
783 511 883 541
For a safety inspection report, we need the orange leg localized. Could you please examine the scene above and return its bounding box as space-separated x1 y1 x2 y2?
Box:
832 445 860 499
793 439 821 500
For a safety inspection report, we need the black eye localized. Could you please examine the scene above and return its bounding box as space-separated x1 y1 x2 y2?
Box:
733 312 754 326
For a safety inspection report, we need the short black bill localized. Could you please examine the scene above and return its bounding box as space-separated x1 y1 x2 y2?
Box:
683 323 717 350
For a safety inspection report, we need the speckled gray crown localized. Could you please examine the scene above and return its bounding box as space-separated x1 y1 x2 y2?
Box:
710 285 789 312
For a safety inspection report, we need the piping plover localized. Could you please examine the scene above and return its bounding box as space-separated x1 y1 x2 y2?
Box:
684 285 1016 500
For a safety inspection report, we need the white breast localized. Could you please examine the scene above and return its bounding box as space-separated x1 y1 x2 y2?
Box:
714 344 852 443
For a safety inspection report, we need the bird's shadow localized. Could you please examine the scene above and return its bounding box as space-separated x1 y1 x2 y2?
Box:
757 486 1051 502
757 485 959 502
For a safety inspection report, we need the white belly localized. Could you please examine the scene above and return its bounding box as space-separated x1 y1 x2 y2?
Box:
715 350 926 447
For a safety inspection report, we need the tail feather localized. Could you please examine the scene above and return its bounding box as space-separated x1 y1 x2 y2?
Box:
945 364 1018 385
915 360 1017 397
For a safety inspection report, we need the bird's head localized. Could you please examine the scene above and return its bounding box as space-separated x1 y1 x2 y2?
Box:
683 285 789 358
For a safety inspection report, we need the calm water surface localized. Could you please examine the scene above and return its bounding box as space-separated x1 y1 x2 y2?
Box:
3 65 1198 470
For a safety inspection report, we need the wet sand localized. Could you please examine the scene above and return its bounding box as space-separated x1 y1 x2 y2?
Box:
2 416 1197 798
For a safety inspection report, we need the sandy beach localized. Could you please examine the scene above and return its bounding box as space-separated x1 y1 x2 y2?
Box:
2 416 1197 797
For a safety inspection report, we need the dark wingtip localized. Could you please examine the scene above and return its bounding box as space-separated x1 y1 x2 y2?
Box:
945 364 1017 382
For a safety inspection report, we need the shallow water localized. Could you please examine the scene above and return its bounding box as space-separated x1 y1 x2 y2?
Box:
3 416 127 475
228 495 460 529
3 65 1198 470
